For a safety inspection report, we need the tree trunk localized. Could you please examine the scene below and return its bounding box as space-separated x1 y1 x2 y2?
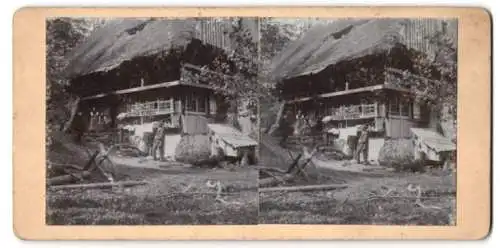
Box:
62 96 81 133
267 101 285 135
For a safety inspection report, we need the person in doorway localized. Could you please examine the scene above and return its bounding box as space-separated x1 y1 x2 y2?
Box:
152 120 167 161
355 124 370 165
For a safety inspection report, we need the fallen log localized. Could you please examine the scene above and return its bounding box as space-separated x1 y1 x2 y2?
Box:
259 170 287 185
259 183 348 193
49 180 147 191
47 171 92 186
258 173 297 187
254 166 288 174
48 162 84 171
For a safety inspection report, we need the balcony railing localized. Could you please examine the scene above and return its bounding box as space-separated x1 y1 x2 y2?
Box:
125 99 175 117
326 103 378 121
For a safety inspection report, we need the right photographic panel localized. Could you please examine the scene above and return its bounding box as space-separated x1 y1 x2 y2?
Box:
258 18 458 225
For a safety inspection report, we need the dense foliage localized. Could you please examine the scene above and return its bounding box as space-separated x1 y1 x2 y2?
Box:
188 18 261 129
411 27 457 120
46 18 104 135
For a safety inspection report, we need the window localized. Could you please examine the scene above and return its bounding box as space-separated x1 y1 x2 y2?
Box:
185 93 196 112
198 95 207 113
389 98 400 116
401 100 411 117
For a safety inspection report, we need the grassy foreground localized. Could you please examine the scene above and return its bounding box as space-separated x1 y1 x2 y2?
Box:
47 166 258 225
259 170 456 225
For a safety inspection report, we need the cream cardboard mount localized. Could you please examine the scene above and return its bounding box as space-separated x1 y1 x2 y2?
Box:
13 7 491 240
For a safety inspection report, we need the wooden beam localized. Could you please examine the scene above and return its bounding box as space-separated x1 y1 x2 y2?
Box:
82 80 179 100
259 183 348 193
49 181 147 191
253 166 288 174
286 84 411 104
81 80 214 100
258 173 296 188
47 171 92 186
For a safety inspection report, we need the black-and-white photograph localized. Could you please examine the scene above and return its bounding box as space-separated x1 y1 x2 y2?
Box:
45 17 260 225
45 16 459 226
258 18 458 225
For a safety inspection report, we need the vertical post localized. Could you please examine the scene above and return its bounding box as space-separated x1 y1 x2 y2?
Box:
171 98 174 113
195 92 199 113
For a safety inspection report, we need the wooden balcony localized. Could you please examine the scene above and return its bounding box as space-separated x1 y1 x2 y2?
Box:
325 103 378 121
125 99 175 117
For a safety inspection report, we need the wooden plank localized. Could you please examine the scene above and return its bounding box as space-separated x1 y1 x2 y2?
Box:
49 181 147 191
259 184 348 193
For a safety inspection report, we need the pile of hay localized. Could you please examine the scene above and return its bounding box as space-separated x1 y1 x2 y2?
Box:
378 138 422 171
174 134 212 165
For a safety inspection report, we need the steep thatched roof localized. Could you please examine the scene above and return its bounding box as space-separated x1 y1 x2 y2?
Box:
269 19 407 81
65 18 200 78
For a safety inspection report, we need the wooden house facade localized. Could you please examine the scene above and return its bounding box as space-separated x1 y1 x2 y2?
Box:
268 19 455 162
64 18 259 161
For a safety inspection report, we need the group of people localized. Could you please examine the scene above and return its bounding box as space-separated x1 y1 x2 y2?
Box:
89 108 112 131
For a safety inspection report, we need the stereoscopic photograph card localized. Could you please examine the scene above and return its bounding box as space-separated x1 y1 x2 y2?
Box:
13 7 491 240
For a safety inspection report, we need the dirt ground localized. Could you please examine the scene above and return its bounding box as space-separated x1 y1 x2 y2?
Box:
259 169 456 225
46 163 258 225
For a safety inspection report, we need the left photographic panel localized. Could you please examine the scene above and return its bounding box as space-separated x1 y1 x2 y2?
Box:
45 17 260 225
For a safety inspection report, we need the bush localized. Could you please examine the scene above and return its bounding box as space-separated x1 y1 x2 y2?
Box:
378 138 423 172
